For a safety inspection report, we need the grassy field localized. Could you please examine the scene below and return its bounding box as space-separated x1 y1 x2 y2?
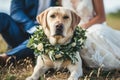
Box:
0 12 120 80
106 11 120 30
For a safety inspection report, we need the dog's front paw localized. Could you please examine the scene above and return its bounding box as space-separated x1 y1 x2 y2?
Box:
26 77 33 80
26 76 37 80
68 76 78 80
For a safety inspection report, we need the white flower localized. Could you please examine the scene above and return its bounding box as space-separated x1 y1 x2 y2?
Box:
79 38 84 43
33 43 37 48
55 54 62 59
37 43 44 51
39 26 42 30
34 38 38 40
71 42 76 47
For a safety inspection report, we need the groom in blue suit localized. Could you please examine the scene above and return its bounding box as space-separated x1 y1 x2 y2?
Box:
0 0 58 65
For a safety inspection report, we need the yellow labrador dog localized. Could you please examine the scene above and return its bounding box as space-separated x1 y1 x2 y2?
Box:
26 7 82 80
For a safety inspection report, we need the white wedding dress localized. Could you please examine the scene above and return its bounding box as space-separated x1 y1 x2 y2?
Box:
62 0 120 70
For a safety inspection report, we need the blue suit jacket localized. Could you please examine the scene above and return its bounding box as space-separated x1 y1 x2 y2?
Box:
10 0 56 32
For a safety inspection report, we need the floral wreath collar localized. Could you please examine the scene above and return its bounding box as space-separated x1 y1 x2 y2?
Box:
27 26 87 64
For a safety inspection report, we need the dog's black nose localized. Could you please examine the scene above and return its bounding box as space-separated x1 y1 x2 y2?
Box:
56 23 63 30
55 23 64 36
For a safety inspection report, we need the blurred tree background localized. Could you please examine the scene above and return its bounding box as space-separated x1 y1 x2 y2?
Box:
107 11 120 30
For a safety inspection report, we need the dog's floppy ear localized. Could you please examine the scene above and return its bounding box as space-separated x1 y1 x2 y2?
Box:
71 11 81 30
36 8 51 28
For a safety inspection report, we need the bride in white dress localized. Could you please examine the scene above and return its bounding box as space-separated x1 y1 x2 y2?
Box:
61 0 120 70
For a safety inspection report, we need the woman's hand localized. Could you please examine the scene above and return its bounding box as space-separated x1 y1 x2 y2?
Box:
81 0 106 29
81 23 90 29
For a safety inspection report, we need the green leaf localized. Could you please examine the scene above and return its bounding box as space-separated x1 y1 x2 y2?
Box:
27 26 87 64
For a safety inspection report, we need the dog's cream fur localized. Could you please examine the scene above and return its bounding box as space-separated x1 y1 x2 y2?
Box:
26 7 82 80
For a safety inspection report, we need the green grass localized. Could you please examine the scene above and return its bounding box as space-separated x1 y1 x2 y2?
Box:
106 10 120 30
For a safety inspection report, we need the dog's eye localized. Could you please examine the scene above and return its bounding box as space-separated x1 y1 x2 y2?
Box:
63 16 69 19
50 14 56 18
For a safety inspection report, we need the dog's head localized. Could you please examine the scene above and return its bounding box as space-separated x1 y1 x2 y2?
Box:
37 7 80 45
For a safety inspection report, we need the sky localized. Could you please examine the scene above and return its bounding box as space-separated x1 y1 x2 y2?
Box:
104 0 120 14
0 0 120 14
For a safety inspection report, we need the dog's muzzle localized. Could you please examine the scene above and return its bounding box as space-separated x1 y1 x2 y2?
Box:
54 23 64 36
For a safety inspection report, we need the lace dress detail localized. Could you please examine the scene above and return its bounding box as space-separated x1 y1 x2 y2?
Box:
62 0 120 69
